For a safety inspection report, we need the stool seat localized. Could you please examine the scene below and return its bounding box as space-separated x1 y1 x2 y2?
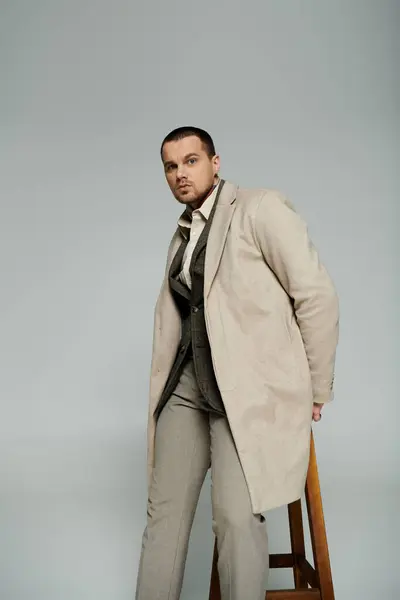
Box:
208 431 335 600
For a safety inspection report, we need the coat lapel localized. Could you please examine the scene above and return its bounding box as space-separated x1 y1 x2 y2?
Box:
156 232 183 312
204 180 238 297
165 231 183 275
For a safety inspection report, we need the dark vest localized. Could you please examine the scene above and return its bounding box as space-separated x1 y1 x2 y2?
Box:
154 181 226 419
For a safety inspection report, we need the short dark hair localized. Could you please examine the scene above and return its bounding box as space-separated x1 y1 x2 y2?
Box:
160 126 216 159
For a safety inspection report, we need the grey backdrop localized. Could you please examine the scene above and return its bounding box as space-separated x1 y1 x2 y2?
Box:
0 1 398 599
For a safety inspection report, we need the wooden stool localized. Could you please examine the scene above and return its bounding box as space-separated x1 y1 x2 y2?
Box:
208 431 335 600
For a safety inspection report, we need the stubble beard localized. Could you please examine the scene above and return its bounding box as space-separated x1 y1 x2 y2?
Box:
176 178 217 209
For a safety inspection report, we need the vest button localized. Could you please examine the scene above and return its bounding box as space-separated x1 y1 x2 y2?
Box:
191 306 199 313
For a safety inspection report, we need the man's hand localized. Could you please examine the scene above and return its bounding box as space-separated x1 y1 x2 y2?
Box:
312 403 323 422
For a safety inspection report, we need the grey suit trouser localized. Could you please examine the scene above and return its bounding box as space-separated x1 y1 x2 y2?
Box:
135 357 269 600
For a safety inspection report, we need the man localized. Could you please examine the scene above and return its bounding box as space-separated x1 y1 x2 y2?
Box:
135 126 339 600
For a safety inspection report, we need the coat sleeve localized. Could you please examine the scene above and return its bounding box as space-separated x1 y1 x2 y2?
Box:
253 190 339 404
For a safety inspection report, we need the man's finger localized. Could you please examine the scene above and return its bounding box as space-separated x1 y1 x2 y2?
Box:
312 404 323 421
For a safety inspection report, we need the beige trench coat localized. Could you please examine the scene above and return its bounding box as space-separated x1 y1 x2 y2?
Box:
146 180 339 514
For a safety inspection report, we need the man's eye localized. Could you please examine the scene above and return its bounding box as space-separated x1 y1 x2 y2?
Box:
188 158 197 165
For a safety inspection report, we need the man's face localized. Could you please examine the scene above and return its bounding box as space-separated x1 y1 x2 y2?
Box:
161 136 220 207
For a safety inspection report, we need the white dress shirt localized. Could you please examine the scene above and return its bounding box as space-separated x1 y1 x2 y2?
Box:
177 181 220 290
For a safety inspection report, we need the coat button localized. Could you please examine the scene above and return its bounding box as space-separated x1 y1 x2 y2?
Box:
191 306 199 313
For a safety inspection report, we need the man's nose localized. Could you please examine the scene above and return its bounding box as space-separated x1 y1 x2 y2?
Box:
176 164 187 179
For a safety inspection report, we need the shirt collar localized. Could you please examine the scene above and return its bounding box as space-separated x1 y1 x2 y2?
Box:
177 180 220 239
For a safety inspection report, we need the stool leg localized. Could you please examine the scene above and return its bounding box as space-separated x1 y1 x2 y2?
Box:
209 538 221 600
288 499 308 588
305 431 335 600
